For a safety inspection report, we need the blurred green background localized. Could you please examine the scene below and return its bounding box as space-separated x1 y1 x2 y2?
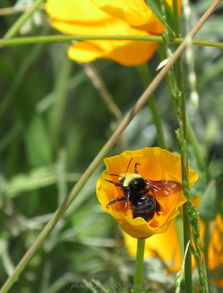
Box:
0 0 223 292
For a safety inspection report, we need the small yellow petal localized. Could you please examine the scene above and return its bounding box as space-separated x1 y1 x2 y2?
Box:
68 39 158 66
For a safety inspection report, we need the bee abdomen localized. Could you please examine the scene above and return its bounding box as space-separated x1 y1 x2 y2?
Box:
132 196 157 221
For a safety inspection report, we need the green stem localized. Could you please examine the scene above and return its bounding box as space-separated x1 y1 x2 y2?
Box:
183 204 193 292
133 239 145 293
173 0 180 34
203 221 210 275
163 0 193 290
4 0 44 39
137 64 166 148
0 43 44 124
149 98 166 148
0 34 223 49
177 54 193 293
49 56 73 150
186 120 209 177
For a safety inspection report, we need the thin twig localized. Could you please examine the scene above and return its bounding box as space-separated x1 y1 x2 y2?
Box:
82 63 125 149
0 35 223 49
82 63 122 122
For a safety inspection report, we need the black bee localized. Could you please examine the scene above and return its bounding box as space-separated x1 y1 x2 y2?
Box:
106 159 181 221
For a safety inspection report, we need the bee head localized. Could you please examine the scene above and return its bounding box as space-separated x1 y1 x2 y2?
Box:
120 173 143 187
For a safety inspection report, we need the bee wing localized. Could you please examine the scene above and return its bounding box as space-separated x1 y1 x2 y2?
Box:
145 180 181 196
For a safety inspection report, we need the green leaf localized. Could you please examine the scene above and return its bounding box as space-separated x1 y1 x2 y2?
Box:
163 1 176 32
199 179 218 221
4 166 79 198
24 115 52 167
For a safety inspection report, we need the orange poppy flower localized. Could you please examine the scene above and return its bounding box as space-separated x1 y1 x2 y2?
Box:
96 147 198 239
45 0 181 66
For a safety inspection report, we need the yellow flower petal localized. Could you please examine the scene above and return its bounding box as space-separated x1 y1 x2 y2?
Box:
92 0 157 30
46 0 114 35
68 36 158 66
96 147 198 239
92 0 181 34
46 0 182 65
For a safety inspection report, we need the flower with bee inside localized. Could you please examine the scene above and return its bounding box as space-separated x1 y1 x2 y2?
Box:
96 147 199 239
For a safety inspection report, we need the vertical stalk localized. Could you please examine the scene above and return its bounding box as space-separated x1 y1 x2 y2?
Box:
167 0 193 291
49 56 73 151
183 206 193 292
148 98 166 148
133 239 145 293
203 221 210 272
176 56 193 293
137 64 166 148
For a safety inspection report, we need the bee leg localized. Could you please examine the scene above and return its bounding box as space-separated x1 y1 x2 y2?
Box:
105 179 122 187
125 158 133 173
106 197 126 208
125 192 131 208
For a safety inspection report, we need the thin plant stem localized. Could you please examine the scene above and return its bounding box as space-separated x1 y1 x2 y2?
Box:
49 56 73 150
186 120 208 177
82 63 125 149
133 239 145 293
173 0 180 33
148 98 166 148
0 2 220 292
182 205 193 292
0 34 223 49
203 222 210 269
82 63 122 123
171 0 193 289
137 64 166 148
4 0 44 39
176 46 194 293
0 43 45 123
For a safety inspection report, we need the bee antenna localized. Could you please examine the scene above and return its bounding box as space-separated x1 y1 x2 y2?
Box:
125 158 133 173
134 162 140 174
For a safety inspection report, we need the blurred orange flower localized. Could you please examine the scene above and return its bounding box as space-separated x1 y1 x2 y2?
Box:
124 219 182 271
124 211 223 286
46 0 181 66
96 147 198 239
